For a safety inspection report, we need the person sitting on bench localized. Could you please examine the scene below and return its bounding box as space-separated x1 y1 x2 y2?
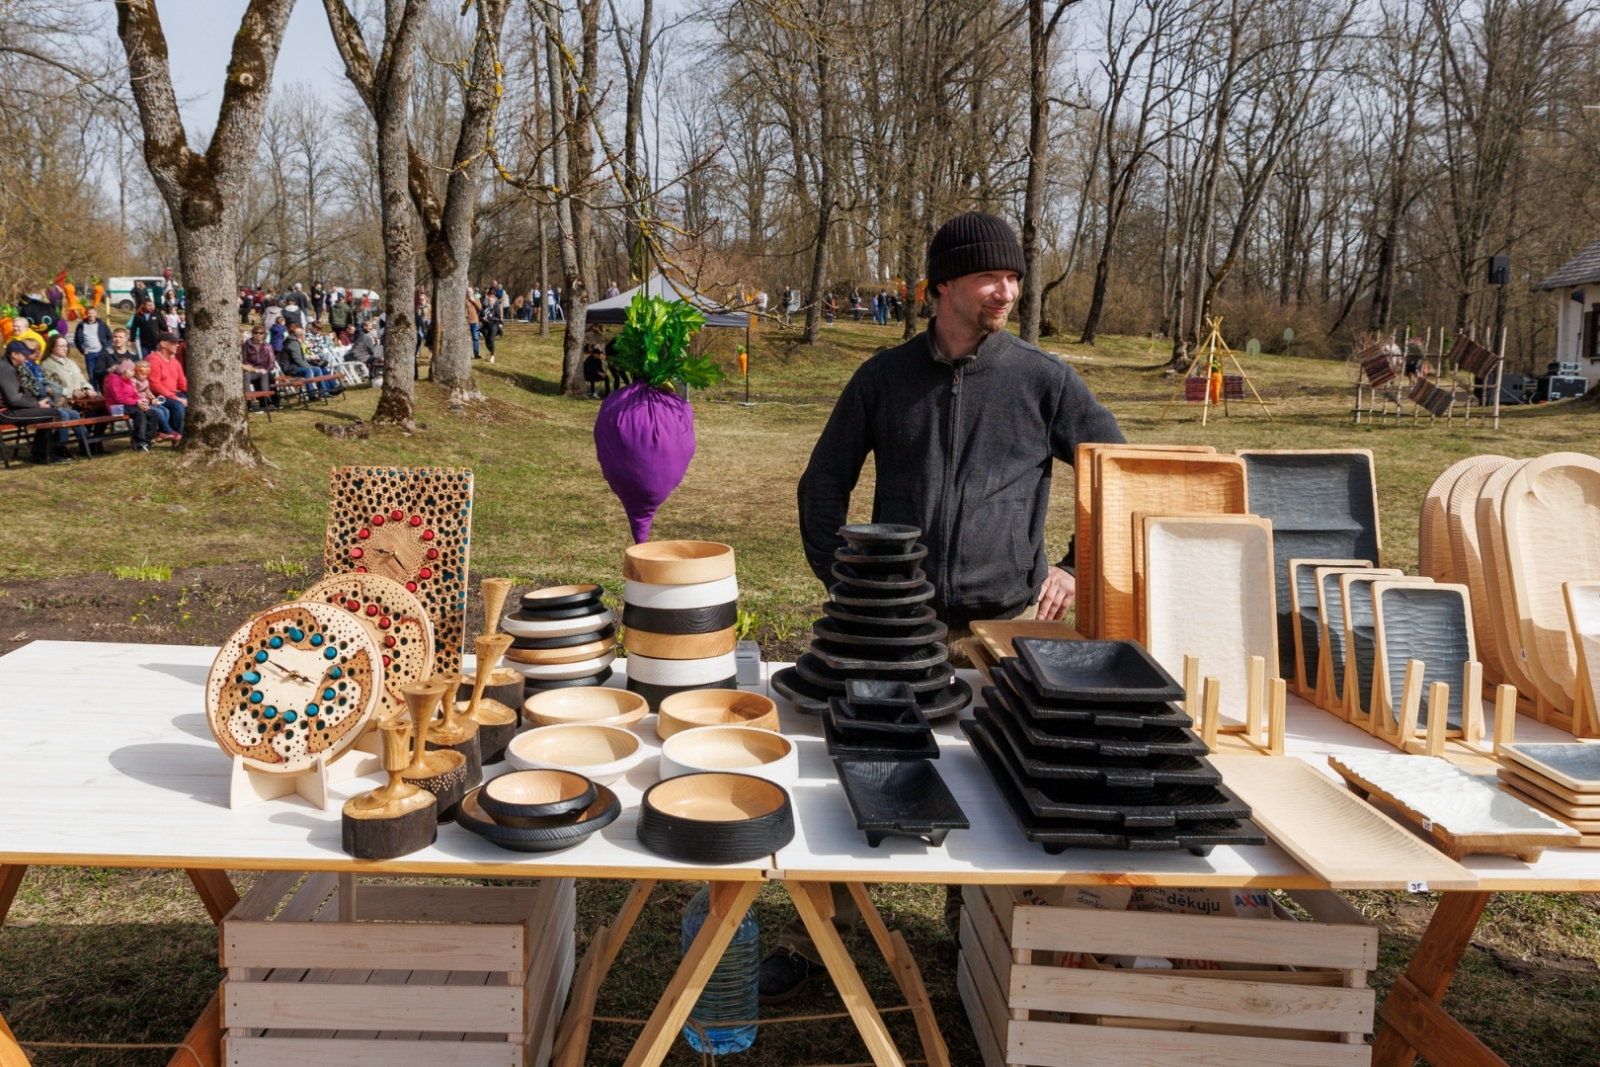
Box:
103 359 157 452
0 340 74 462
278 324 329 399
133 360 180 441
145 334 188 436
241 325 277 403
348 319 384 386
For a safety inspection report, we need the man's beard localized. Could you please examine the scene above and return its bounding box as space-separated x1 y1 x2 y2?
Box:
978 306 1009 332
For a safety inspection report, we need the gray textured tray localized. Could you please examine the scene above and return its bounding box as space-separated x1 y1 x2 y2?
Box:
1375 583 1470 729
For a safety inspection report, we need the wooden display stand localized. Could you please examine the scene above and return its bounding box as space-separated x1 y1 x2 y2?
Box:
957 882 1377 1067
1186 655 1287 756
229 739 382 812
219 872 575 1066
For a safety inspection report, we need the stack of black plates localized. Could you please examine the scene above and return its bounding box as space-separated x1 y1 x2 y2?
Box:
964 638 1266 856
500 585 616 696
771 523 971 720
828 679 968 847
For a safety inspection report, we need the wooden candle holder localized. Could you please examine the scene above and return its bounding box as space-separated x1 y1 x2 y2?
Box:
426 672 483 798
399 679 469 821
341 716 438 859
482 577 515 635
468 633 519 764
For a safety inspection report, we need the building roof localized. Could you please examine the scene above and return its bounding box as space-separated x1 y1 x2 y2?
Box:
1536 238 1600 290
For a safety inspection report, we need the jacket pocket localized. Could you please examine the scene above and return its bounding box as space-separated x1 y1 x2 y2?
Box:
950 488 1030 606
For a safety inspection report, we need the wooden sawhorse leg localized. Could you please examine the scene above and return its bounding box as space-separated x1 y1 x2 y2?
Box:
789 881 907 1067
845 883 950 1067
0 865 28 1067
1372 890 1507 1067
552 879 657 1067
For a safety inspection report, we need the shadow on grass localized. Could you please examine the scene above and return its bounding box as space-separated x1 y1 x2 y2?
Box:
477 363 564 396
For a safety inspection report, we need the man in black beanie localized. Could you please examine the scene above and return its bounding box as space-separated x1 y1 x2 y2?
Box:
759 212 1126 1002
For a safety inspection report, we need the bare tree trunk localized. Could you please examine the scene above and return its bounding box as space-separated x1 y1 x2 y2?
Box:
803 12 834 346
1019 0 1079 343
536 5 584 394
537 206 549 337
610 0 652 281
115 0 296 467
324 0 426 428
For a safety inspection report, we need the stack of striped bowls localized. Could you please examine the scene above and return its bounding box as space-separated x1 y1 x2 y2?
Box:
500 584 617 697
623 541 739 709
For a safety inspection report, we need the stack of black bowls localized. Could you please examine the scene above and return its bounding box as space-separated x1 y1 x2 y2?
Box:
963 637 1267 856
498 584 617 699
771 523 971 720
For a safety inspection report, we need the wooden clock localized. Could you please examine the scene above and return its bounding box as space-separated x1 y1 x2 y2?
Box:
302 573 434 722
205 601 383 772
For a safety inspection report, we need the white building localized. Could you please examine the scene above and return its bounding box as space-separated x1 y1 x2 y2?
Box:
1535 239 1600 385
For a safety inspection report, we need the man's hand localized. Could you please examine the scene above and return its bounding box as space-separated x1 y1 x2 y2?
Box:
1037 566 1076 621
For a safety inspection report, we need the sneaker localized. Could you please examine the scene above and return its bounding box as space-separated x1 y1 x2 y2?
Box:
371 376 383 388
757 947 815 1004
134 443 151 452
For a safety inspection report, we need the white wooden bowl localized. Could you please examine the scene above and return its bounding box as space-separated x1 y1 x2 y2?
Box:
623 576 738 610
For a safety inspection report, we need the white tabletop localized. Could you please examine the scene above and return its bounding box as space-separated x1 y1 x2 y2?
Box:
5 639 1597 890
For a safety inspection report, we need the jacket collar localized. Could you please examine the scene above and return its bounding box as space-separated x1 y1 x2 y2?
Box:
926 318 1004 374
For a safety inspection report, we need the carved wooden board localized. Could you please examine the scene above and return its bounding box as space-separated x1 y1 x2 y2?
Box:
1502 453 1600 719
1420 457 1491 583
1288 558 1369 698
1210 756 1478 890
1092 451 1246 641
1143 515 1277 724
1444 456 1513 685
324 467 474 678
1316 568 1399 715
1074 444 1212 638
1371 581 1477 731
1342 574 1432 721
1476 459 1541 700
1130 508 1203 642
1238 451 1382 680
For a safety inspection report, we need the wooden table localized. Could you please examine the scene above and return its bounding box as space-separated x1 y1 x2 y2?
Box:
0 640 1591 1067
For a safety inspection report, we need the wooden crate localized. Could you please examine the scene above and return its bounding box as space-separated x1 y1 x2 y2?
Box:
220 871 576 1067
958 884 1376 1067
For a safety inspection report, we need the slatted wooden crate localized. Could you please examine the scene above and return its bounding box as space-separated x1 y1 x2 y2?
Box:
220 871 575 1067
958 884 1376 1067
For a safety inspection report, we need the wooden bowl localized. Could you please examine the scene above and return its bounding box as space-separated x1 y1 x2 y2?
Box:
660 726 797 785
501 607 615 638
479 769 596 821
504 723 644 785
455 783 620 851
506 652 617 681
838 524 921 555
637 773 795 863
623 541 736 585
520 584 604 611
657 690 779 739
504 635 617 665
624 626 737 660
522 685 648 728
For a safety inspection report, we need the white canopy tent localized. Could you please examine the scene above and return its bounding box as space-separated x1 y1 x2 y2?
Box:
582 274 750 328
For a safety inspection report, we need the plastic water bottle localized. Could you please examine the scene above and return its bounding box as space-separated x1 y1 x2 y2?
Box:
680 884 760 1054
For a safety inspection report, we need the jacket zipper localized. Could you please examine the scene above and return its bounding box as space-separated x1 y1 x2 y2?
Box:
942 363 963 602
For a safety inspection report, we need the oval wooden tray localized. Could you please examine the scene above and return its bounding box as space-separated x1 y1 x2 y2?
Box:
1444 456 1513 683
835 544 928 567
657 690 779 738
796 652 955 693
479 769 595 820
455 783 620 852
622 601 738 636
504 723 644 784
660 726 798 785
624 541 736 585
624 625 738 660
637 772 795 863
830 562 928 591
522 685 648 728
1476 459 1542 698
810 640 949 674
520 583 604 611
624 575 739 610
821 602 939 632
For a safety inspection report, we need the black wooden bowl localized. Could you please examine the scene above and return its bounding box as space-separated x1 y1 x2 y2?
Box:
771 666 830 715
511 624 617 651
830 563 929 591
626 673 740 712
846 678 918 707
637 773 795 864
454 784 620 852
478 769 597 821
828 581 937 608
838 524 922 555
522 666 616 695
622 600 738 635
521 583 605 612
834 544 928 567
822 602 939 633
1014 638 1185 703
514 602 604 621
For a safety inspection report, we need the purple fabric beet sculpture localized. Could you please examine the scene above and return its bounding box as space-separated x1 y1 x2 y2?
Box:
593 292 724 543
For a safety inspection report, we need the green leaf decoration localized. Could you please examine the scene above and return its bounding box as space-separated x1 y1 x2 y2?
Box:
609 292 725 389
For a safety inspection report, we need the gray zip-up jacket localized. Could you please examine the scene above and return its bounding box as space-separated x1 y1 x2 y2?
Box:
797 326 1124 628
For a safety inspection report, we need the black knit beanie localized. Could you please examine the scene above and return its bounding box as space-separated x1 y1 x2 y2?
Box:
926 212 1026 286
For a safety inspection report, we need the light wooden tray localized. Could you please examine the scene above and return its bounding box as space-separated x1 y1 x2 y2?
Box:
969 619 1082 662
1142 515 1276 725
1315 567 1399 716
1564 581 1600 735
1444 456 1513 685
1371 581 1478 740
1288 557 1370 699
1329 753 1578 861
1093 451 1246 641
1476 459 1542 701
1502 453 1600 723
1073 443 1213 638
1210 755 1477 889
1238 450 1382 681
1420 458 1483 582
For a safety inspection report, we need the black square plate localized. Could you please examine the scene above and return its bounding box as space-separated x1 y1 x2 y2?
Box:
828 696 931 735
983 683 1206 757
1015 638 1185 703
999 661 1192 730
962 718 1248 827
965 721 1265 856
975 706 1219 788
825 713 939 760
846 678 918 707
833 759 969 846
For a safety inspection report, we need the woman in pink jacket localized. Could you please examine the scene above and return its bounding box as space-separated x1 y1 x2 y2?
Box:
103 360 157 451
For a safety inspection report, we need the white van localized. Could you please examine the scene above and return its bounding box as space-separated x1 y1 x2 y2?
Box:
107 275 171 311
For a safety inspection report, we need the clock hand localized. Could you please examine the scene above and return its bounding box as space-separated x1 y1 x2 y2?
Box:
266 658 317 684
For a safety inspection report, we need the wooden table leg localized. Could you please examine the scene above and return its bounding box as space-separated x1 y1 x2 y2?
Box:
185 869 239 925
553 878 656 1067
790 881 907 1067
1372 890 1506 1067
845 883 949 1067
0 866 27 1067
622 880 761 1067
168 987 222 1067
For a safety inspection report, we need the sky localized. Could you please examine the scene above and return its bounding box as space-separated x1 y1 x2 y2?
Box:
162 1 352 134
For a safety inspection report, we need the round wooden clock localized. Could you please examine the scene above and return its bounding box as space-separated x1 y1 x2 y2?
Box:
345 507 445 589
205 601 383 771
301 573 434 721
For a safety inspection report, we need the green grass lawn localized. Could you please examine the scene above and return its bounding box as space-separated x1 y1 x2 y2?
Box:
2 319 1600 1066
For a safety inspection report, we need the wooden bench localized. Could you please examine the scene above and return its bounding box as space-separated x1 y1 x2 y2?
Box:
0 412 176 467
274 373 345 408
244 390 276 420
